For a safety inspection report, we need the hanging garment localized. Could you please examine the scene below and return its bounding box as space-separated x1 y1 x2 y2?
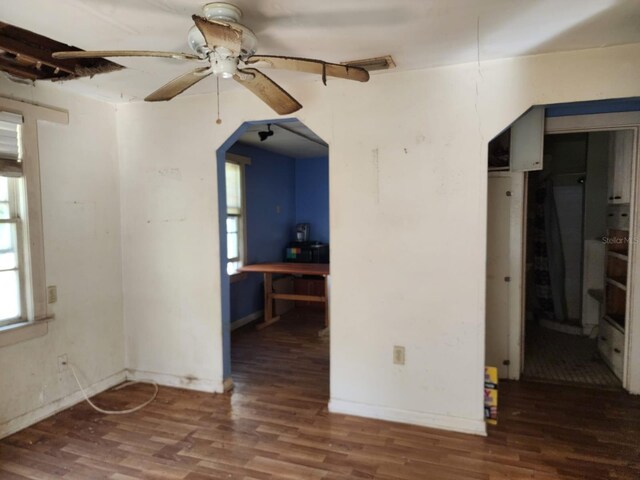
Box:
533 178 567 322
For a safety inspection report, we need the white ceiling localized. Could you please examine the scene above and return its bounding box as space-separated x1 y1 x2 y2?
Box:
3 0 640 102
236 120 328 158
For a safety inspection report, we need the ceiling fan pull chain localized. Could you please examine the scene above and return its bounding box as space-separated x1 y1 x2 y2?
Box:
322 63 327 86
216 75 222 125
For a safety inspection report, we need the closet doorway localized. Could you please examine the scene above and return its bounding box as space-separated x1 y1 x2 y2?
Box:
485 106 640 393
522 131 632 387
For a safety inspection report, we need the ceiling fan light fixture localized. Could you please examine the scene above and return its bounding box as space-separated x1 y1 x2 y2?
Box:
210 55 238 78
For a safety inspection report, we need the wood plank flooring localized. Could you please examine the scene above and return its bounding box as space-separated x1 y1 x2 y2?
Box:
1 309 640 479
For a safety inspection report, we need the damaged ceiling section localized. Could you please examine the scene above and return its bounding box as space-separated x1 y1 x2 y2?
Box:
0 22 122 83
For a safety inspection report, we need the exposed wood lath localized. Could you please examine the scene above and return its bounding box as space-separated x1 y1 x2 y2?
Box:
0 22 122 82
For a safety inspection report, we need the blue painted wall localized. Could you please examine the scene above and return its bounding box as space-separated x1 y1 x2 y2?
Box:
295 156 330 244
546 97 640 117
218 118 301 380
226 147 330 325
228 142 297 323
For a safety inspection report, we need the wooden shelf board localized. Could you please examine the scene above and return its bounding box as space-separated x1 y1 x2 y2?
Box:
603 314 625 333
606 277 627 290
587 289 604 303
607 251 629 261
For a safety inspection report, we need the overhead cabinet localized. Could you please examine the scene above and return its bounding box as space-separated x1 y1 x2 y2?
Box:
487 106 546 172
608 130 634 204
510 106 545 172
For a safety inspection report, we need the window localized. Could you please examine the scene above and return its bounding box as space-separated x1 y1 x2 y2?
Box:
225 156 249 275
0 112 26 328
0 99 61 336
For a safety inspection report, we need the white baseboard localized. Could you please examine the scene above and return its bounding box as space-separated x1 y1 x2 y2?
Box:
584 324 599 337
0 369 126 439
540 318 583 336
328 398 487 436
231 310 263 331
126 369 223 394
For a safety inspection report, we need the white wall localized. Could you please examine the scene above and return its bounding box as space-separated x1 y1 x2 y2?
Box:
0 80 125 437
116 98 225 391
116 43 640 435
1 42 638 441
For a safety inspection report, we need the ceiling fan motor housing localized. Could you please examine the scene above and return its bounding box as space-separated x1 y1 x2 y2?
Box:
188 2 258 61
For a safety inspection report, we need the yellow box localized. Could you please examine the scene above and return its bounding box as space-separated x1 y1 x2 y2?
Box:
484 366 498 425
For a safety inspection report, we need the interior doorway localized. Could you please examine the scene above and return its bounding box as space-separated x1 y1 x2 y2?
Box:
485 103 640 393
522 131 631 387
216 119 330 391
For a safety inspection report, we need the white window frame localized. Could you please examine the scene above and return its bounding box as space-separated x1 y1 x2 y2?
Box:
0 96 67 343
0 175 28 328
225 153 250 279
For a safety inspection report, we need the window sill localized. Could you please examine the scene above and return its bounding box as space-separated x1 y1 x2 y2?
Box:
229 272 248 284
0 317 52 348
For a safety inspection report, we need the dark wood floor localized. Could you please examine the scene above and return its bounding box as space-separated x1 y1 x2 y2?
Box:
2 309 640 479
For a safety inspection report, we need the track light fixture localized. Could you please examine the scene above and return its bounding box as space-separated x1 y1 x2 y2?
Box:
259 123 274 141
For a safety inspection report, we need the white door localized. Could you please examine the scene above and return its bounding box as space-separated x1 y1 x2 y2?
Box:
611 130 634 204
510 106 545 172
486 176 512 379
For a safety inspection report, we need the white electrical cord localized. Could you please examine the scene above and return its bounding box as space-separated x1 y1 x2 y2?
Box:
69 363 158 415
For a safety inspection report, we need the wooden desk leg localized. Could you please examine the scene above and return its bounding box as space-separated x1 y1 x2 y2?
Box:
257 272 280 330
318 275 330 337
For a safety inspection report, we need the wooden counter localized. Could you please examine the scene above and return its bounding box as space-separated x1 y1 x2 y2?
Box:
239 262 330 332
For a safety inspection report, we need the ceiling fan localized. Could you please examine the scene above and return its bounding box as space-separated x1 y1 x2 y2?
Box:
52 2 370 115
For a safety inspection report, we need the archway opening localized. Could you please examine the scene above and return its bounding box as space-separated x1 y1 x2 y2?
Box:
216 118 331 396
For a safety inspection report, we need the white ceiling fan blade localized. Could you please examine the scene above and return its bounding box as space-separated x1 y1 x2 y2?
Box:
145 67 212 102
53 50 201 60
234 68 302 115
192 15 243 56
246 55 370 83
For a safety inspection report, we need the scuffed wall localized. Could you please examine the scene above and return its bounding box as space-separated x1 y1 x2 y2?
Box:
0 80 125 436
108 43 640 433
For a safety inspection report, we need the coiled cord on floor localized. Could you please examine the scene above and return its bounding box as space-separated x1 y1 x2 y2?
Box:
69 363 158 415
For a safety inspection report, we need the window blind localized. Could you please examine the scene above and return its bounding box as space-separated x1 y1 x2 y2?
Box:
0 111 24 177
225 162 242 215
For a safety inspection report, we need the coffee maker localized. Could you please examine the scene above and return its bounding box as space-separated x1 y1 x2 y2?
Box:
295 223 310 242
286 223 329 263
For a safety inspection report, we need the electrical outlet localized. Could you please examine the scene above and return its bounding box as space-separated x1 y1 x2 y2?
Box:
47 285 57 304
57 354 68 373
393 346 405 365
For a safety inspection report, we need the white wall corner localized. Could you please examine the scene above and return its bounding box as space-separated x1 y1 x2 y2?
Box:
126 369 224 394
328 398 487 437
0 370 126 440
